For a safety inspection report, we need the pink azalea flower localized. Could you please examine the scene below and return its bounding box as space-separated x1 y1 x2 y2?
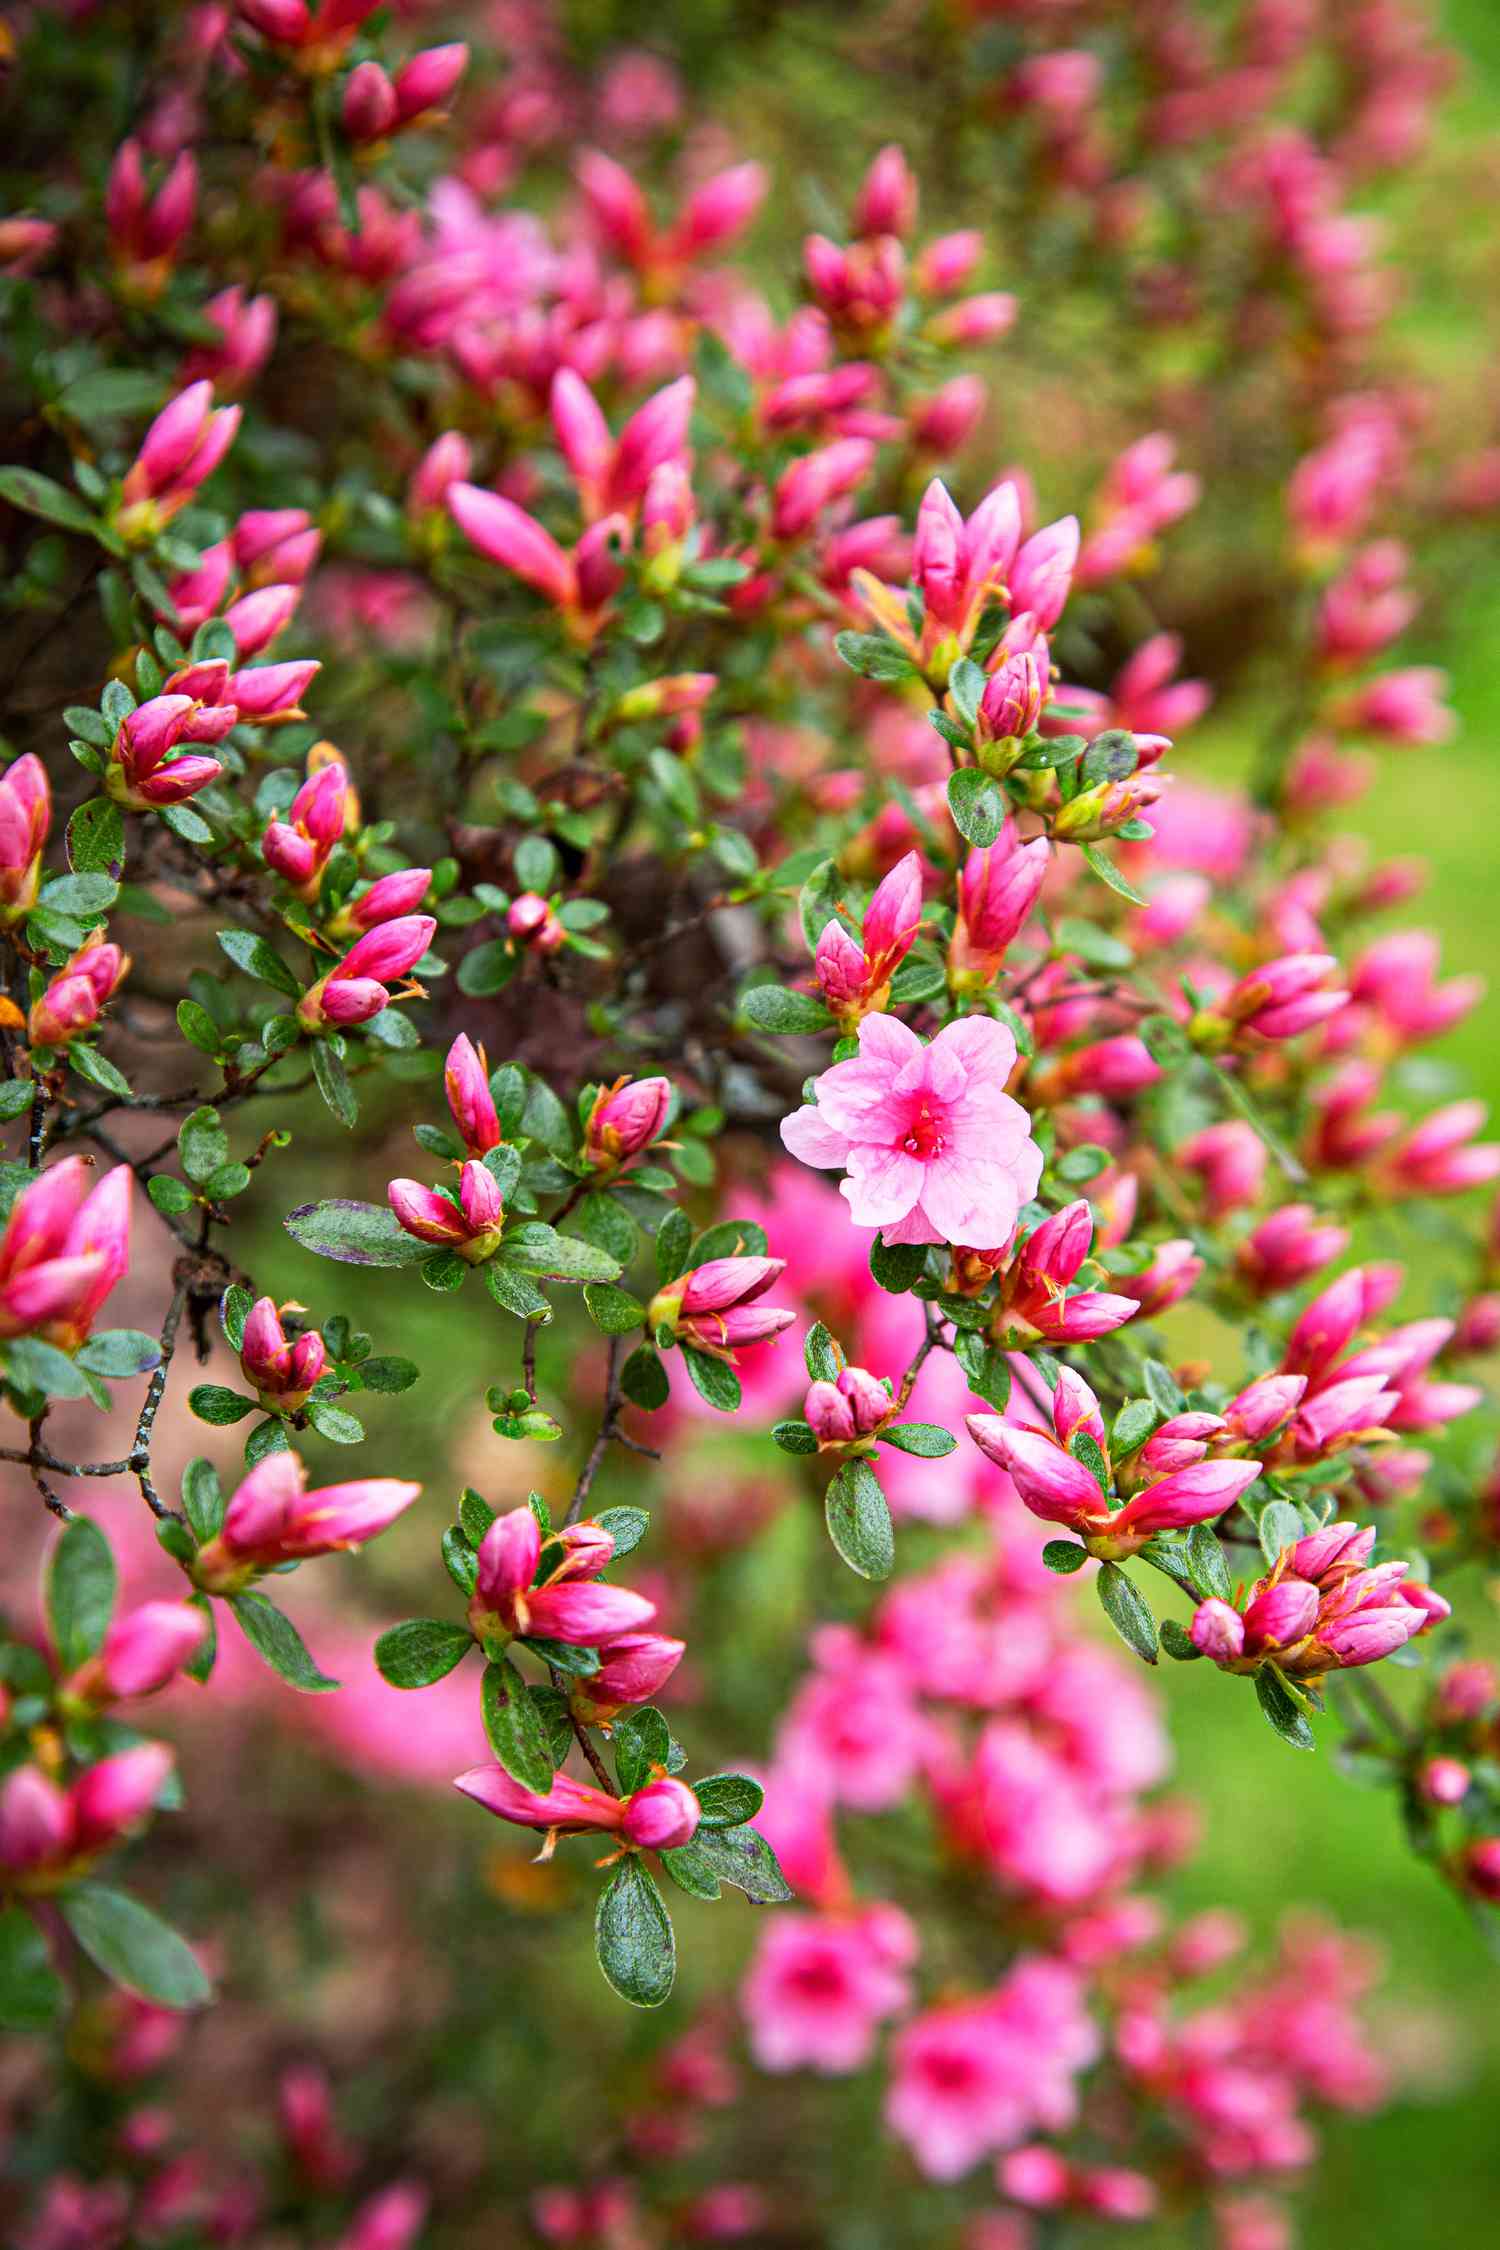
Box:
780 1015 1042 1247
741 1907 915 2073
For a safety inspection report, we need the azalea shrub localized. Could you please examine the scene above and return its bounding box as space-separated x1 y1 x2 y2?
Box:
2 1 1499 2245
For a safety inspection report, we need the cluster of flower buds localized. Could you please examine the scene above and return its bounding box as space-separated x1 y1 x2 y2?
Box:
0 1159 131 1353
115 382 240 542
263 757 350 897
240 1296 328 1409
967 1368 1262 1559
104 684 235 810
105 139 196 294
235 0 381 64
388 1160 506 1263
584 1074 672 1171
295 914 435 1031
342 44 469 141
62 1602 207 1710
577 150 766 294
191 1453 420 1592
814 852 923 1025
804 1364 896 1450
27 931 129 1048
984 1199 1141 1345
647 1257 795 1362
0 751 49 926
466 1504 655 1653
1190 952 1350 1050
456 1764 701 1854
947 825 1050 991
0 1745 174 1889
1190 1521 1448 1677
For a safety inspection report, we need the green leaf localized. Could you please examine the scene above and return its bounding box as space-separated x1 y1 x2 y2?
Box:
1096 1562 1158 1664
56 367 168 424
595 1856 675 2008
177 1106 228 1184
284 1199 430 1267
357 1356 419 1394
227 1593 339 1693
75 1329 160 1379
305 1400 364 1445
484 1262 551 1321
1042 1539 1089 1573
772 1418 819 1455
880 1421 955 1458
947 767 1007 849
499 1223 622 1284
459 1489 496 1544
311 1039 358 1130
582 1283 646 1335
180 1459 224 1543
522 1637 599 1677
1185 1522 1233 1603
613 1706 672 1794
739 984 832 1035
662 1823 792 1905
1143 1359 1185 1417
804 1322 841 1382
40 871 117 916
1258 1500 1305 1568
654 1207 693 1285
825 1457 894 1580
0 466 100 536
0 1907 65 2031
216 927 302 998
0 1082 32 1122
148 1174 194 1216
68 1045 132 1099
1256 1664 1316 1750
1160 1619 1203 1661
1068 1428 1111 1495
1140 1011 1192 1066
954 1330 1012 1410
947 658 985 732
456 940 517 998
620 1345 669 1411
692 1774 764 1829
683 1347 741 1413
59 1885 210 2010
1109 1398 1160 1457
595 1506 649 1560
188 1384 255 1426
832 630 915 682
4 1335 103 1403
480 1658 555 1792
1078 842 1146 906
374 1619 472 1690
46 1517 116 1670
870 1235 927 1294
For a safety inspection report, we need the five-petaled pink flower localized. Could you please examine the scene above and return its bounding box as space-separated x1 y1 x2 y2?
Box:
780 1014 1041 1247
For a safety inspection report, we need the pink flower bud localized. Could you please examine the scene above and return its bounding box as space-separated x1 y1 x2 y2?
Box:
339 869 433 932
927 291 1018 346
1190 1600 1246 1663
586 1076 671 1168
82 1602 207 1702
610 376 696 511
965 1416 1107 1530
951 830 1049 980
1242 1577 1319 1654
669 163 767 258
521 1580 657 1647
227 660 319 722
241 1297 327 1403
342 61 399 140
0 1159 131 1351
71 1743 174 1854
506 892 564 952
475 1506 542 1606
910 375 987 456
0 751 51 922
223 582 299 658
448 485 576 607
1238 1205 1350 1294
576 149 654 267
445 1035 502 1156
198 1453 420 1582
1419 1757 1470 1806
1118 1457 1262 1537
1222 1373 1307 1443
805 1378 857 1445
571 1634 686 1723
621 1777 700 1850
915 230 984 294
0 1766 71 1874
455 1763 624 1835
772 439 875 540
392 43 468 123
977 651 1046 747
1007 516 1078 630
853 145 918 239
408 432 472 519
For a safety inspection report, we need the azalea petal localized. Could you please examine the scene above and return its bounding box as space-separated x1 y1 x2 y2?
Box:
842 1142 926 1228
781 1103 852 1168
